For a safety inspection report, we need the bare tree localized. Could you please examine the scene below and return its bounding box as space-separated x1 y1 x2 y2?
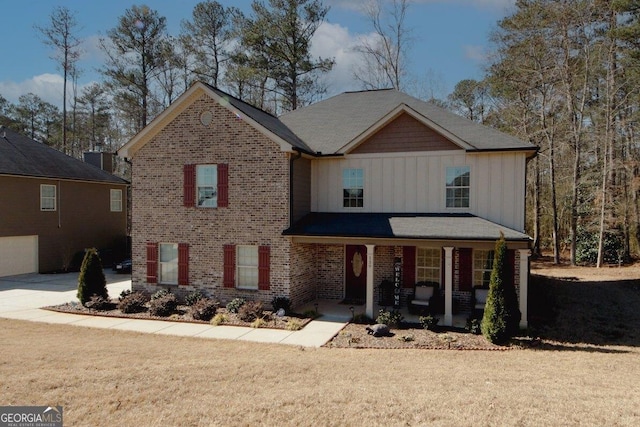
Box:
35 6 82 154
352 0 412 90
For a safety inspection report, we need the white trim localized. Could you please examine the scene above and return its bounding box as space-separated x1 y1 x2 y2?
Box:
40 184 56 211
236 245 259 290
110 188 123 212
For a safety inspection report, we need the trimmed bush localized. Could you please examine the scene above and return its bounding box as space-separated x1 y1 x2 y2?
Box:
481 233 521 343
271 296 292 314
77 248 108 305
238 301 264 322
375 309 403 327
118 292 148 313
210 313 228 325
226 298 246 314
119 289 132 301
185 290 205 306
149 294 177 317
84 295 112 311
189 298 219 321
151 288 170 300
419 315 439 331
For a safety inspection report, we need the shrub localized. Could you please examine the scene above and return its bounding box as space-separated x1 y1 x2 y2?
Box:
466 317 482 335
226 298 246 314
84 295 112 311
376 309 403 327
251 318 267 328
77 248 108 305
285 319 303 331
118 292 148 313
481 233 521 343
119 289 132 301
351 313 374 324
210 313 228 325
419 315 439 331
151 288 170 300
303 309 320 319
189 298 219 321
271 296 292 314
575 227 627 265
149 294 177 317
238 301 264 322
185 290 205 306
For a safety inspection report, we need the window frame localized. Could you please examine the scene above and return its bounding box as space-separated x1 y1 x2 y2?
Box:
236 245 259 290
40 184 57 211
416 247 441 288
110 189 123 212
342 168 364 208
445 166 470 209
473 249 494 287
158 243 179 285
196 164 218 208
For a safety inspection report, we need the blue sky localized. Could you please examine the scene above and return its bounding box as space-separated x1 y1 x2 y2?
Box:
0 0 516 107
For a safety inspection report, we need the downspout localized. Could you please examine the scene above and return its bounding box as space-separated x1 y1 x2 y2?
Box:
289 149 302 227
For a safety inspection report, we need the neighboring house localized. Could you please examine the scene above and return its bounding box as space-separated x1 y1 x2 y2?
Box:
118 82 537 327
0 126 129 276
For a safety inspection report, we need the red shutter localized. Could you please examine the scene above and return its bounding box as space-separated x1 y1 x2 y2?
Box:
146 242 158 284
178 243 189 285
258 245 270 290
184 164 196 207
403 246 416 288
223 244 235 288
458 248 473 291
218 163 228 208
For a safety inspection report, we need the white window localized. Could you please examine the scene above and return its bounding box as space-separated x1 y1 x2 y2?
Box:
446 166 470 208
110 189 123 212
343 168 364 208
159 243 178 285
197 165 217 207
40 184 56 211
473 250 494 287
237 245 258 289
416 248 441 286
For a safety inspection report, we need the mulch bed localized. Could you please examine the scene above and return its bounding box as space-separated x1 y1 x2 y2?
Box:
324 323 531 350
43 302 312 330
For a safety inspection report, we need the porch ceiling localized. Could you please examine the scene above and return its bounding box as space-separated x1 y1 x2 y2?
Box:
283 212 531 242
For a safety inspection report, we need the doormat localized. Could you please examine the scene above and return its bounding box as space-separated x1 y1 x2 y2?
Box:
340 298 365 306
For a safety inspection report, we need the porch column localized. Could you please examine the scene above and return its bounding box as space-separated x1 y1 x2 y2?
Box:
365 244 375 319
443 247 454 326
518 249 531 329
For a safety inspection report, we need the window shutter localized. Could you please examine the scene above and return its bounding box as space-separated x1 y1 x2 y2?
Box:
402 246 416 288
218 163 228 208
178 243 189 285
458 248 473 291
146 242 158 284
258 245 270 290
223 244 235 288
184 164 196 207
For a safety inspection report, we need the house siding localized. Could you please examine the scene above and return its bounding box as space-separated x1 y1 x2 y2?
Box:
130 94 296 305
0 176 128 273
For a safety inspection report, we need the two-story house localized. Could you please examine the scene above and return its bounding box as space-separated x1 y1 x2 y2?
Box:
118 82 536 327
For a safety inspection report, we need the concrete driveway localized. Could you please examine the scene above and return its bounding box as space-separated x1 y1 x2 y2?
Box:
0 271 345 347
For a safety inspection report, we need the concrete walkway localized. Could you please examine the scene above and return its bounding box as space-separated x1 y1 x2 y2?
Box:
0 272 346 348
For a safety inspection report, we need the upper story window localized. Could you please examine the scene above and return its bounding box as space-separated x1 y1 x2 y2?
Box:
343 168 364 208
159 243 179 285
197 165 218 207
446 166 470 208
473 249 494 287
110 189 123 212
40 184 56 211
416 247 441 287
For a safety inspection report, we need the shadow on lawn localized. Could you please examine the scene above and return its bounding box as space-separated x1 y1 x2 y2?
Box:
528 274 640 349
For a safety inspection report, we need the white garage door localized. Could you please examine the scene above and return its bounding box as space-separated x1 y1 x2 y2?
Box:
0 235 38 277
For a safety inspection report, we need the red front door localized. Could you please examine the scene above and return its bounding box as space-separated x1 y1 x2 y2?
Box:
345 245 367 302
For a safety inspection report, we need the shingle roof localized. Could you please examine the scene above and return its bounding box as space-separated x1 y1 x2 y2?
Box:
280 89 537 155
0 126 128 184
203 84 314 154
283 212 531 241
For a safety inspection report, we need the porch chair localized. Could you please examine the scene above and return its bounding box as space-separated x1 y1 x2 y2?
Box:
408 282 438 315
473 287 490 318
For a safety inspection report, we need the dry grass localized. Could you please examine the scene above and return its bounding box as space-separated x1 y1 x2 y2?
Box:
1 318 639 426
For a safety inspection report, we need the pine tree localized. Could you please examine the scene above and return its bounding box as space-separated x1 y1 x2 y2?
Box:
77 248 108 305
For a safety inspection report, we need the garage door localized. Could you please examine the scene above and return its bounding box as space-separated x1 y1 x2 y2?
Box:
0 235 38 277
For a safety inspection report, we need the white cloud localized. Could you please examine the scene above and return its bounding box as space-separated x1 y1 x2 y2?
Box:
331 0 516 13
0 74 65 106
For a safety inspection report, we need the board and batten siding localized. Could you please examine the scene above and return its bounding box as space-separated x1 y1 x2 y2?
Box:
311 151 527 232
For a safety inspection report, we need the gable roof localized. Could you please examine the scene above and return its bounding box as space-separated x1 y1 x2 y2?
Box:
118 82 312 159
279 89 537 155
0 126 127 184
